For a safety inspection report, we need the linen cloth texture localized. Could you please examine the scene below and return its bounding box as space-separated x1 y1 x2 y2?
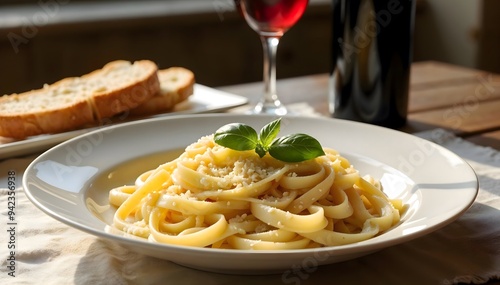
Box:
0 128 499 285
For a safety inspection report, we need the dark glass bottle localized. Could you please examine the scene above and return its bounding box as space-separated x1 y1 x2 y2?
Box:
329 0 415 128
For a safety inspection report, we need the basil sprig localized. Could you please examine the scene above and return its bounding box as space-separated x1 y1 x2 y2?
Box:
214 118 325 163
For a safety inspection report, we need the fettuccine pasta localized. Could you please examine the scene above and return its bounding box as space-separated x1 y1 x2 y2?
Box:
109 135 404 249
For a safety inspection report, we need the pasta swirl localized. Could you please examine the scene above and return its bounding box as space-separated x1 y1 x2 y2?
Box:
109 135 404 249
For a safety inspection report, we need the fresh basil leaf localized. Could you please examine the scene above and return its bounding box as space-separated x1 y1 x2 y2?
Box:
214 123 258 151
213 119 325 163
255 144 267 158
259 118 281 148
269 133 325 162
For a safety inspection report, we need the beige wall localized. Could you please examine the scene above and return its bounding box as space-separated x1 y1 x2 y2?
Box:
413 0 481 68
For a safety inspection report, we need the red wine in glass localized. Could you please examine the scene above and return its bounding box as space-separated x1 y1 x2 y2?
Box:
235 0 309 115
237 0 308 35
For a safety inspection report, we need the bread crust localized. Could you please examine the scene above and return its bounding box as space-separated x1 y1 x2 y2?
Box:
92 61 160 119
129 67 195 116
0 111 43 140
0 60 160 139
35 101 95 134
0 89 95 139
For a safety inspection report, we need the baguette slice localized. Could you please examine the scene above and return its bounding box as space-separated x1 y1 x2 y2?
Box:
129 67 195 116
0 60 160 139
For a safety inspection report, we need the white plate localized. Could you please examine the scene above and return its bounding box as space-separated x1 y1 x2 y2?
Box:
23 114 478 274
0 84 247 160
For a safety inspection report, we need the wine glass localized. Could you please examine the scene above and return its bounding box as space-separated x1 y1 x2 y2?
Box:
235 0 309 115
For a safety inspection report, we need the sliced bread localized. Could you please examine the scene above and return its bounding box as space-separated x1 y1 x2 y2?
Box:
129 67 195 116
0 60 160 139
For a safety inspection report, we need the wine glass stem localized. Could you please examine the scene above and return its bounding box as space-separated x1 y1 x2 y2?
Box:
257 35 286 115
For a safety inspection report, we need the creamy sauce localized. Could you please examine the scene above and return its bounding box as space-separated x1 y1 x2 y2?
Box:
86 149 183 224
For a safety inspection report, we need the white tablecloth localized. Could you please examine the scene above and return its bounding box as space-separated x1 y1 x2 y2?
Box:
1 127 499 285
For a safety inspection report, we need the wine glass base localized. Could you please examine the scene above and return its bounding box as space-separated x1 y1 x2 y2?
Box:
250 102 287 116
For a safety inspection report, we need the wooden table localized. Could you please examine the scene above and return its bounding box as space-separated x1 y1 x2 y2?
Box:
219 61 500 150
